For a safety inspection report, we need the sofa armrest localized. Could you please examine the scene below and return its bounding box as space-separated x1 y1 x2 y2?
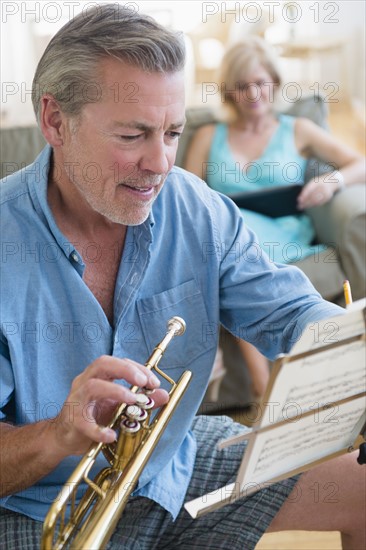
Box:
306 184 366 299
307 185 365 244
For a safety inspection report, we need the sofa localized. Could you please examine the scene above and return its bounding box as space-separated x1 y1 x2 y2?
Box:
1 98 365 410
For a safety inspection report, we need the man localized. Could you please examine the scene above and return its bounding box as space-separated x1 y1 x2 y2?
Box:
0 5 364 549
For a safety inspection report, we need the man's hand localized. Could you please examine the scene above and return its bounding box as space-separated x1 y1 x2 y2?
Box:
49 356 169 457
0 356 169 497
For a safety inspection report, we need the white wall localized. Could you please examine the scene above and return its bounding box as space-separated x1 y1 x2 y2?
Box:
1 1 364 126
319 0 365 105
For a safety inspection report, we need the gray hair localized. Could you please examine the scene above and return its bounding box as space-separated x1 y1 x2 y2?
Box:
32 3 186 122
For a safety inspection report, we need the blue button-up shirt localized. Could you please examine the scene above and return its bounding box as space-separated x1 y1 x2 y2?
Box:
0 146 342 521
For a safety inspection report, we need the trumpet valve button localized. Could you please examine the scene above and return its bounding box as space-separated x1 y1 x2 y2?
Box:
137 409 148 422
138 396 154 410
135 393 149 406
120 419 140 433
136 393 155 409
125 405 143 420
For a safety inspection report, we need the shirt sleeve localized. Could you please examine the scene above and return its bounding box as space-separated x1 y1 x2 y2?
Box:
208 190 344 360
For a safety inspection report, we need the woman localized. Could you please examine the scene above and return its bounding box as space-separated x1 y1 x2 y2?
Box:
185 36 365 399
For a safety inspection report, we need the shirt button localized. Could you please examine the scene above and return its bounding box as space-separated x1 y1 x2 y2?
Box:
72 253 79 263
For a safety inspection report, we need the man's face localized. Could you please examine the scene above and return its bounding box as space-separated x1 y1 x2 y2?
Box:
56 58 186 226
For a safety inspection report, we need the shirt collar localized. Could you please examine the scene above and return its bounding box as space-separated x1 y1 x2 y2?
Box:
26 145 83 264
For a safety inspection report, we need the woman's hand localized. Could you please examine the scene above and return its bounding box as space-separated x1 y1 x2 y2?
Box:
297 172 343 210
47 356 169 458
295 117 364 210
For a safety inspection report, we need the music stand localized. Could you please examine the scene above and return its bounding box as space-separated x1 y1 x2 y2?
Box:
185 300 366 518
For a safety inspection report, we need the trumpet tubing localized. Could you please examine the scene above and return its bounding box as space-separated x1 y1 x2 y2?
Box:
41 317 190 550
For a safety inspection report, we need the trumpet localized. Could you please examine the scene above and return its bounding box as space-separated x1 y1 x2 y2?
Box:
41 316 191 550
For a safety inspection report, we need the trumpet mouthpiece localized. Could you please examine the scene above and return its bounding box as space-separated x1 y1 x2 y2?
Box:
168 316 186 336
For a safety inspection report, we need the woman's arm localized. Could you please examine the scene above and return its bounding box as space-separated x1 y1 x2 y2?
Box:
295 117 365 209
184 124 216 180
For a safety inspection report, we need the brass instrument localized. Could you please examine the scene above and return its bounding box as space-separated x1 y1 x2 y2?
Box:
41 316 191 550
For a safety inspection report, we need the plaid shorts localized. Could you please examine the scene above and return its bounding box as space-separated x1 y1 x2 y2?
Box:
0 415 298 550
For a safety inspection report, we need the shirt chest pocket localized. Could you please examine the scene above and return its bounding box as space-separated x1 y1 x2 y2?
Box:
137 279 216 370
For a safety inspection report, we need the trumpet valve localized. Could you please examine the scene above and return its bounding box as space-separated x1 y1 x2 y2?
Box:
125 405 148 423
120 418 140 433
114 419 141 470
136 393 154 410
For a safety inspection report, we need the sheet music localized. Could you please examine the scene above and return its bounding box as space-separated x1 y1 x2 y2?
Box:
347 297 366 311
259 339 366 427
185 395 366 519
236 396 366 489
290 299 365 355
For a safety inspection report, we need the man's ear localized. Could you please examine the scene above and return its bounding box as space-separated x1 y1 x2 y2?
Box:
39 95 68 147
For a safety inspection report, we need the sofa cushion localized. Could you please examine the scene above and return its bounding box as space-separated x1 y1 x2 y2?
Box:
1 126 46 179
293 248 344 301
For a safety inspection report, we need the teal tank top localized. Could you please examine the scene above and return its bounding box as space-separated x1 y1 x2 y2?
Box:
207 115 323 264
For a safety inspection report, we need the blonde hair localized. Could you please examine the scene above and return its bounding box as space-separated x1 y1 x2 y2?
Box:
219 36 282 113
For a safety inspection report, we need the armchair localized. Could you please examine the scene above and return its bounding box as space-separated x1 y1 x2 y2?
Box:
175 96 366 409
